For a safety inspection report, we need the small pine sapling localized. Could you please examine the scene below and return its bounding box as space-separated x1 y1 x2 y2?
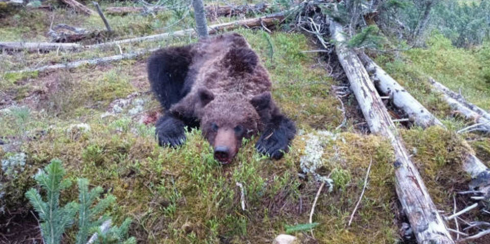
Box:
25 159 78 244
26 159 135 244
76 178 116 244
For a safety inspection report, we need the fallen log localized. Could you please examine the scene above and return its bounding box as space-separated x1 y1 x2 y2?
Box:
88 11 285 49
358 52 444 128
358 52 490 184
6 11 287 72
104 3 270 17
429 78 490 121
61 0 96 16
431 85 490 133
206 3 270 19
0 42 82 52
330 20 453 243
104 6 165 15
0 11 285 53
6 48 158 74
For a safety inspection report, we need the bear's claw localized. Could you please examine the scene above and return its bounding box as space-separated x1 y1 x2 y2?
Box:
155 115 187 147
255 132 289 160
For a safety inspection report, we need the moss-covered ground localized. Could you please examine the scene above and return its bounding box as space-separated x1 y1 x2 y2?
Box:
2 2 490 243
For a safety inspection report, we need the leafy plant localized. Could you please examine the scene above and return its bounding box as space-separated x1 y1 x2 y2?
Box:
25 159 135 244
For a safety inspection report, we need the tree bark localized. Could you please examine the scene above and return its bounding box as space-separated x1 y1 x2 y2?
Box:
358 52 444 128
330 19 453 244
192 0 209 38
61 0 96 16
429 78 490 121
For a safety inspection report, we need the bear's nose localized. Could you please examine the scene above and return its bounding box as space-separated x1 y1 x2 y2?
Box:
214 146 230 164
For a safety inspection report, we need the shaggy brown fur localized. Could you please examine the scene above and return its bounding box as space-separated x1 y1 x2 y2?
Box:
148 33 296 164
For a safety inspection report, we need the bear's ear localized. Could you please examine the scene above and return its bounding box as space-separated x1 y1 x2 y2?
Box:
250 92 271 112
198 88 215 107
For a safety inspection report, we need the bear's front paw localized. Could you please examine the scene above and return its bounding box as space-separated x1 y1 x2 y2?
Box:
255 130 290 160
157 130 186 147
155 115 187 147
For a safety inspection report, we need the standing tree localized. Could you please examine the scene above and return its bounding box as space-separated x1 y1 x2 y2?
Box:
192 0 208 38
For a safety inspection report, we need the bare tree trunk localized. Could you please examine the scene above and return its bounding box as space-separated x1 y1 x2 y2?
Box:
412 0 437 46
330 19 453 244
192 0 208 38
93 2 112 32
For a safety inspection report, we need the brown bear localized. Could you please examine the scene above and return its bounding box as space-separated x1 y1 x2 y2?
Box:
147 32 296 164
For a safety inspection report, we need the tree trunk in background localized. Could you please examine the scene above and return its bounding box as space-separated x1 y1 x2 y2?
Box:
412 0 437 46
192 0 208 38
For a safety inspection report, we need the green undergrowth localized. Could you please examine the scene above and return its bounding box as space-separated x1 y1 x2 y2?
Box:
3 118 401 242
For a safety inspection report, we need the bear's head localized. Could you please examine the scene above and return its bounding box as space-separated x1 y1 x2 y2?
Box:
197 88 271 164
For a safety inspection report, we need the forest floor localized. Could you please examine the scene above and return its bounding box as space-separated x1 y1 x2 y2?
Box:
1 1 490 243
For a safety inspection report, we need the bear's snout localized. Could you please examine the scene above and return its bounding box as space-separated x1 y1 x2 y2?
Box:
214 129 238 164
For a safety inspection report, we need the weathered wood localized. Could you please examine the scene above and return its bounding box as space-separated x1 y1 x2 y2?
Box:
330 20 453 243
358 52 489 183
0 42 82 52
429 78 490 121
61 0 96 16
358 52 444 128
6 48 158 74
430 83 490 133
93 2 112 32
104 6 165 15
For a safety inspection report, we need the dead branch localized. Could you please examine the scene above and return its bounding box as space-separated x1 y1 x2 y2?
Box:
428 80 490 133
348 158 372 226
93 2 112 32
0 42 82 52
430 78 490 121
6 48 158 74
86 219 112 244
330 19 453 243
61 0 96 16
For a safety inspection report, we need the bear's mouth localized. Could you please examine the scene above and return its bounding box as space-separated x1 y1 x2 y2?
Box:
214 146 236 164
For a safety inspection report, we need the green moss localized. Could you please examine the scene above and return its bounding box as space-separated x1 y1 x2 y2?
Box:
401 126 470 207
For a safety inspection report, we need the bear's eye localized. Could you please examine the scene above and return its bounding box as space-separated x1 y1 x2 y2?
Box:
234 125 244 135
211 123 219 132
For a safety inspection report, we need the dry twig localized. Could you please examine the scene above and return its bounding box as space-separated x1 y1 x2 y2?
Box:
348 158 372 226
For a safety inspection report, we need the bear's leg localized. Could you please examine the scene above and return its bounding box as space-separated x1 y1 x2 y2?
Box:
148 45 198 147
255 114 296 160
155 114 187 147
147 45 194 110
